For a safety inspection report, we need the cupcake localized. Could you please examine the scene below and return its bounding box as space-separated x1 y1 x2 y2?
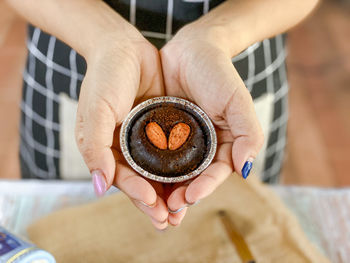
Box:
120 97 217 183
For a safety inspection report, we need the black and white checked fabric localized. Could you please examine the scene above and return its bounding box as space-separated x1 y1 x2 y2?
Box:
20 0 288 183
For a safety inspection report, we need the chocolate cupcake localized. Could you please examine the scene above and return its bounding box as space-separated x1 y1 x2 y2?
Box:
120 97 217 183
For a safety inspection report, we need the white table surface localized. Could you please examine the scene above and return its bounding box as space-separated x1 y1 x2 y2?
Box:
0 180 349 263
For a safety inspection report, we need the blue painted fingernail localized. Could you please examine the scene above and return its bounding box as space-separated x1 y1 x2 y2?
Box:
241 159 253 179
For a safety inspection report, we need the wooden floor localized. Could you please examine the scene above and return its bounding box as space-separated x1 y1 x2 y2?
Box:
0 1 349 185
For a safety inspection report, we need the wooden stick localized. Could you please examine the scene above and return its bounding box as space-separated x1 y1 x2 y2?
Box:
217 210 256 263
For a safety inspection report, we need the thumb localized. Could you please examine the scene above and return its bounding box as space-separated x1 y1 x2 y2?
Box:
75 71 136 196
225 71 264 179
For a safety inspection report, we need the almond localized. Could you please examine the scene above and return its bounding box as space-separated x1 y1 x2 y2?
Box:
145 122 167 150
168 123 191 150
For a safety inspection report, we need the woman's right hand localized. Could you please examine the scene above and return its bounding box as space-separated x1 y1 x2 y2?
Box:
75 20 169 230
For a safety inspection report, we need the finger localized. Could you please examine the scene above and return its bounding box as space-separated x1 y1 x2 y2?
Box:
137 45 165 100
147 180 166 198
169 207 188 227
159 45 188 99
151 217 168 231
131 195 169 223
75 102 117 196
224 75 264 178
114 162 157 207
167 185 188 226
185 143 233 204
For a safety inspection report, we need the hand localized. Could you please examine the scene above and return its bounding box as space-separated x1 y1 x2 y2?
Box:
160 24 264 226
75 23 170 229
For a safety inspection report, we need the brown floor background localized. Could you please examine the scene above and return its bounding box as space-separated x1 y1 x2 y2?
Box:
0 1 349 185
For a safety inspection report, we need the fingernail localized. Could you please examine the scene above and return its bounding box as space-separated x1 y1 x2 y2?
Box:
168 206 186 214
157 218 168 224
150 217 168 225
168 200 200 214
152 218 168 232
185 200 200 206
169 200 200 214
169 222 180 227
137 200 157 208
241 158 254 179
92 170 107 197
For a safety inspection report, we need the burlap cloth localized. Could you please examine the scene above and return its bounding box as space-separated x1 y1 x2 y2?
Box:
27 175 329 263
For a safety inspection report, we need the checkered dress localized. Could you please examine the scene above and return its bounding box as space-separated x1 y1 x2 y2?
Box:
20 0 288 183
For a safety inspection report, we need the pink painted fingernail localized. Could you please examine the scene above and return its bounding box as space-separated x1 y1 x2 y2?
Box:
92 170 107 197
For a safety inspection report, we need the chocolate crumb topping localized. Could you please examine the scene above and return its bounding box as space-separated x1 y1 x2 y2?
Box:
128 103 210 177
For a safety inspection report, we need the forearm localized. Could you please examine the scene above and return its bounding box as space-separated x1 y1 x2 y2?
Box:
187 0 320 57
5 0 140 60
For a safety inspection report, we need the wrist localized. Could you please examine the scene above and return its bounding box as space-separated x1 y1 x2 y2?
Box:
173 20 245 58
84 23 145 64
73 1 147 63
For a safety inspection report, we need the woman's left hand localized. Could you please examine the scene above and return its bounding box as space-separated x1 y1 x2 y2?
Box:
160 24 264 226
